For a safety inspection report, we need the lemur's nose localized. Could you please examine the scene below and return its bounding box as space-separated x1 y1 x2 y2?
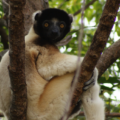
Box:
52 29 58 36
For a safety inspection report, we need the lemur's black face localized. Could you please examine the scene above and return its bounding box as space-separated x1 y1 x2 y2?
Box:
33 8 73 44
42 18 66 42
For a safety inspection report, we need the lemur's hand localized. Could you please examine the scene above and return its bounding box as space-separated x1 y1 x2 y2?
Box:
83 71 96 91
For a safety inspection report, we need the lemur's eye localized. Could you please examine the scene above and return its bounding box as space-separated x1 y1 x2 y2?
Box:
44 23 49 27
60 24 64 28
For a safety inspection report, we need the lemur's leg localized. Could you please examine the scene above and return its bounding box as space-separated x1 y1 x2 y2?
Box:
69 68 104 120
81 68 105 120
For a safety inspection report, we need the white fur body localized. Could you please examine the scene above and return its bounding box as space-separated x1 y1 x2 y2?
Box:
0 26 104 120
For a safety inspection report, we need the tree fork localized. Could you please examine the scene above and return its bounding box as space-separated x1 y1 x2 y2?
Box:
8 0 27 120
67 0 120 118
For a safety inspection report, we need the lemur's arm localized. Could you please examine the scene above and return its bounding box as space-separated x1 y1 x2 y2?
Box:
36 53 83 80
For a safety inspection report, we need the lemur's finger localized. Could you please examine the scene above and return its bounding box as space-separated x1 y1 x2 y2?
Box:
84 74 94 86
83 81 95 91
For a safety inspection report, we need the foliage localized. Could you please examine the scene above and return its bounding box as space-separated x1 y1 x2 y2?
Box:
0 1 3 51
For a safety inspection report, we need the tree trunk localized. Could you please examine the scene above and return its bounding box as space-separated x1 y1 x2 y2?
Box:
8 0 27 120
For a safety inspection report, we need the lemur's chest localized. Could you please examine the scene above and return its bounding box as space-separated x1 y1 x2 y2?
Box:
35 44 60 67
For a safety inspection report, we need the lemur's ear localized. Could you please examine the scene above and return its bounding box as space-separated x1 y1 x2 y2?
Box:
32 11 42 22
69 14 73 23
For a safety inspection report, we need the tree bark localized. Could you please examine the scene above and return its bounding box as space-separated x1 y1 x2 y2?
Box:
67 0 120 118
8 0 27 120
97 39 120 78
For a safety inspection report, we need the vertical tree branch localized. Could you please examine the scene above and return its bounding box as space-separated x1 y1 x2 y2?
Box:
8 0 27 120
62 1 86 120
67 0 120 118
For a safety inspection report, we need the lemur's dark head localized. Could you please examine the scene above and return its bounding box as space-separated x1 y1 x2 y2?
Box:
33 8 73 44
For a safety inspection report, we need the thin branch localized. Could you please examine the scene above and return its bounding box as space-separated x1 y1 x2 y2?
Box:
96 39 120 78
67 0 120 117
62 0 86 119
74 0 97 16
56 35 72 46
2 0 9 7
